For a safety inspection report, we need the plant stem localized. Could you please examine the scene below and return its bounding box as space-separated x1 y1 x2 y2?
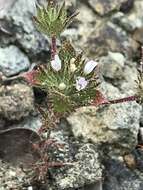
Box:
102 95 138 105
51 35 57 60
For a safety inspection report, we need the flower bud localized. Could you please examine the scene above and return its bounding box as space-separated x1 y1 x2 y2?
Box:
51 54 62 71
70 63 77 72
84 60 98 75
58 82 66 90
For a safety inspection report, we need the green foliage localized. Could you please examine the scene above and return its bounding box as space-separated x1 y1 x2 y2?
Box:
34 1 78 37
35 41 99 114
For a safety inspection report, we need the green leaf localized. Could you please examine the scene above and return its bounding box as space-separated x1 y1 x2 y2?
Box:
34 1 78 37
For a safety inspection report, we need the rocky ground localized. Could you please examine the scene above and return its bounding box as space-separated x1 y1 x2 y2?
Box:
0 0 143 189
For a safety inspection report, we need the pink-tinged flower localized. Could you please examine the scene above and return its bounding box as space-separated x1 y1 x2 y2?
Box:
51 54 62 71
21 70 39 85
84 60 98 75
76 77 88 91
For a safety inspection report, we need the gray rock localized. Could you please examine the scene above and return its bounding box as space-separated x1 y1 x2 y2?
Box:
103 159 143 190
88 0 127 16
112 0 143 32
100 51 125 80
72 3 97 49
120 0 135 13
1 0 50 57
52 144 103 189
13 115 42 132
85 22 138 58
119 63 138 92
68 82 141 155
0 84 34 120
0 45 30 77
0 0 15 18
0 119 5 130
133 27 143 44
99 52 138 92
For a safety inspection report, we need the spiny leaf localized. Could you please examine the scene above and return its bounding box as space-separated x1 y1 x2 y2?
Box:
34 1 78 37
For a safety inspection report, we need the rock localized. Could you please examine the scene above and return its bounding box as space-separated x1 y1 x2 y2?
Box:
0 128 40 167
99 52 138 92
119 62 138 92
72 3 97 48
0 0 15 18
0 45 30 77
0 84 34 120
68 82 141 155
1 0 50 58
133 27 143 44
0 119 5 130
123 148 143 172
108 51 125 65
0 160 27 189
112 0 143 32
88 0 128 16
86 22 138 58
138 127 143 145
100 51 125 80
52 144 103 189
13 116 42 132
120 0 135 13
103 159 143 190
133 148 143 172
38 0 77 7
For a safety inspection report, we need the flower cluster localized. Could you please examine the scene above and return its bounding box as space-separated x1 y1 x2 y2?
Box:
51 53 98 92
31 40 100 114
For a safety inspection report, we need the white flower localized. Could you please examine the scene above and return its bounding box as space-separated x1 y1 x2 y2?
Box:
58 82 66 90
84 60 98 75
51 54 61 71
76 77 88 91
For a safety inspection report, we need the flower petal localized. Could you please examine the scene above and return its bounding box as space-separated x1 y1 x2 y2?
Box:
84 60 98 75
51 54 61 71
76 77 88 91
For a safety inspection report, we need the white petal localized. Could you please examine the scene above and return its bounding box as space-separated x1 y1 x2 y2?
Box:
84 60 98 75
51 54 61 71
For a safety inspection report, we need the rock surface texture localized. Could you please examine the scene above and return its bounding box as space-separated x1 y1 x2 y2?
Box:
0 0 143 189
0 84 34 120
0 45 30 76
88 0 128 16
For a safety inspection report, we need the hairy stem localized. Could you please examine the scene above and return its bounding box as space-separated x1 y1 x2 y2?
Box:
51 35 57 60
102 95 138 105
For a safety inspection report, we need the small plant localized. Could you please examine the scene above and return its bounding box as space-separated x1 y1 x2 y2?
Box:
25 0 102 118
20 0 143 182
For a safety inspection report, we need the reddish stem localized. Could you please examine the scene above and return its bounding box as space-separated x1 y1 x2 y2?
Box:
102 95 138 105
51 35 57 60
